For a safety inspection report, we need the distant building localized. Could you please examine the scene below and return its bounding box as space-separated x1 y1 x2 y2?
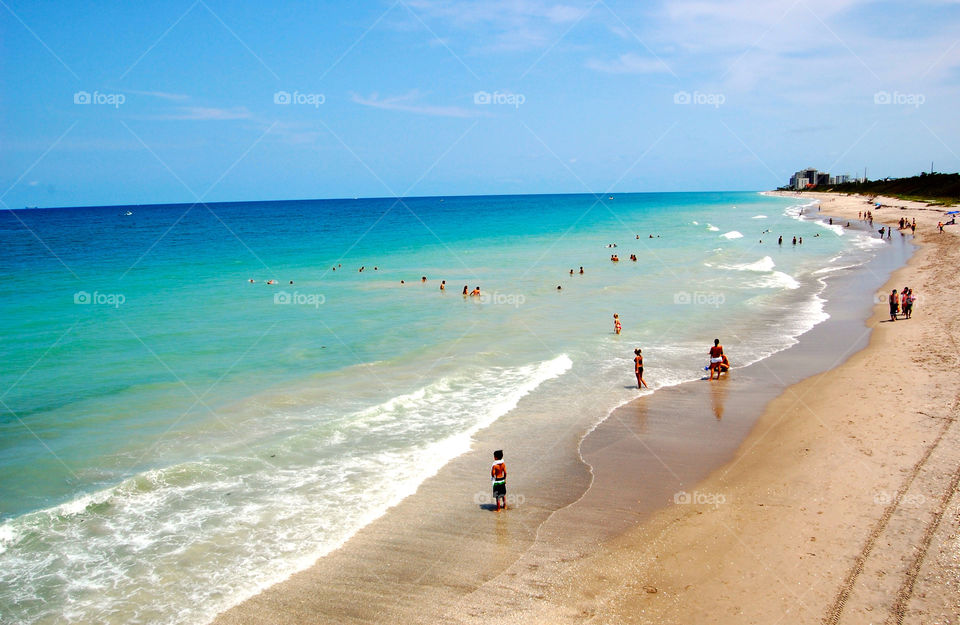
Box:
787 168 851 189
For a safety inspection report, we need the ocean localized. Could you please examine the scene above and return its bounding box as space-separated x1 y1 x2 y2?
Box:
0 191 885 624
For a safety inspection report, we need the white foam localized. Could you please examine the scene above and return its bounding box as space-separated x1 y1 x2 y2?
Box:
752 215 767 219
721 230 743 239
724 256 776 272
706 224 720 231
0 355 574 625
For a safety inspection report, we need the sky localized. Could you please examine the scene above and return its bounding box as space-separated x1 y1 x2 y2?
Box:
1 0 959 208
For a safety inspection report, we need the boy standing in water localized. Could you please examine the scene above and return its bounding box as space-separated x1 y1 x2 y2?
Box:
491 450 507 511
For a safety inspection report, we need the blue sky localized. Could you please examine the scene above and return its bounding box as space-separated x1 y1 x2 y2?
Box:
2 0 959 208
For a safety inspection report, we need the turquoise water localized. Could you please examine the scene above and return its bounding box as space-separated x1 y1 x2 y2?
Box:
0 192 882 624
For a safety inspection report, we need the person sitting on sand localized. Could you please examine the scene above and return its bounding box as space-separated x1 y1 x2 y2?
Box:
613 313 621 335
709 339 724 380
491 450 507 511
889 289 899 321
634 348 648 389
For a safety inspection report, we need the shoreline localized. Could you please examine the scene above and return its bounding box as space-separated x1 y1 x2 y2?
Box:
500 192 960 623
208 192 959 624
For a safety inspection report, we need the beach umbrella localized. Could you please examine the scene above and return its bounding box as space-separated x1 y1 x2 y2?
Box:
945 210 959 215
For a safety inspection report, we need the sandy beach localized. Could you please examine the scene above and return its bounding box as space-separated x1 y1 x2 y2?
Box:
213 192 960 625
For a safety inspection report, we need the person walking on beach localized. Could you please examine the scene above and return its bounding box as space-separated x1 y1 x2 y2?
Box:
634 348 648 389
889 289 899 321
491 450 507 511
709 339 724 380
613 313 622 335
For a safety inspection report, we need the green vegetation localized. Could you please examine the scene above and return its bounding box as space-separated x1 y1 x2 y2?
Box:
781 172 959 206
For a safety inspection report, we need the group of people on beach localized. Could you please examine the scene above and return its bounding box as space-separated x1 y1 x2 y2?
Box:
888 287 916 321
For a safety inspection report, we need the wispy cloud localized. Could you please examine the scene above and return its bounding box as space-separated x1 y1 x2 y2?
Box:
150 106 253 121
585 52 671 74
126 90 190 101
351 91 483 118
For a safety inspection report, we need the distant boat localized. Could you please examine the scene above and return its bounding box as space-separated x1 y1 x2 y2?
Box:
124 211 133 216
608 195 614 200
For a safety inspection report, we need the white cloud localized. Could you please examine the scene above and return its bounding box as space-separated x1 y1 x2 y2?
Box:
585 52 671 74
351 91 483 118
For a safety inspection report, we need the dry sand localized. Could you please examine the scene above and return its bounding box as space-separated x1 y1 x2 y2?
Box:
213 192 960 625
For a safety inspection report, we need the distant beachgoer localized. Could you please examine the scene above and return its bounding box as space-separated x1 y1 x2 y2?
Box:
829 217 833 225
799 236 803 244
901 288 909 317
709 339 724 380
649 234 653 238
636 235 640 239
858 211 862 219
569 269 574 276
374 266 378 271
440 280 445 291
400 280 405 284
289 280 294 285
887 227 891 239
491 450 507 511
470 287 480 297
557 285 562 290
248 279 255 283
879 227 885 238
266 280 276 285
778 235 782 245
792 236 796 245
889 289 899 321
332 267 336 271
904 288 915 318
359 266 364 272
462 285 468 295
421 276 427 283
579 266 584 274
613 314 621 335
938 221 944 233
634 348 648 389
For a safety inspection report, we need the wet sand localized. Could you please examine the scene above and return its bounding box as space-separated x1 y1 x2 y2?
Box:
213 192 958 624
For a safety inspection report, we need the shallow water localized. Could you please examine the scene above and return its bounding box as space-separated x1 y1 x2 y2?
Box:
0 192 887 624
